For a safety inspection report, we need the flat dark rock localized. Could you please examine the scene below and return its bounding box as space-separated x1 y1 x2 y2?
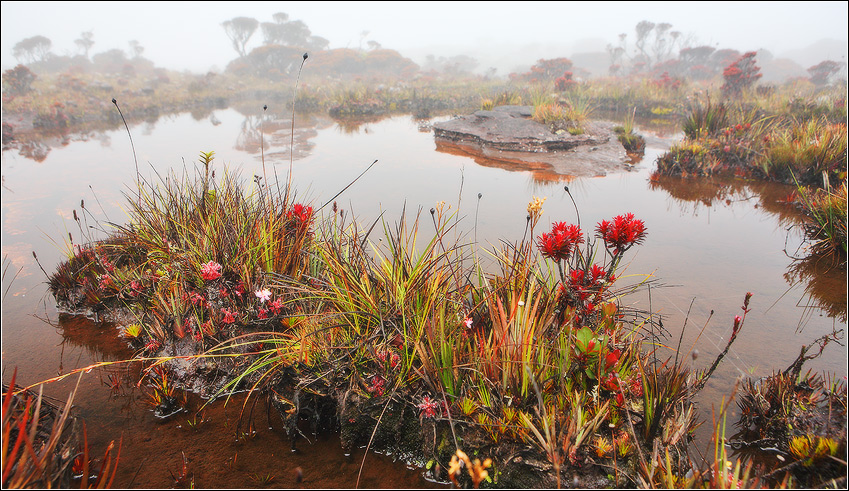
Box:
433 105 630 177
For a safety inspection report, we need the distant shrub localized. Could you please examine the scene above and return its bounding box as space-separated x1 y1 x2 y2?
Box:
721 51 762 98
2 64 36 97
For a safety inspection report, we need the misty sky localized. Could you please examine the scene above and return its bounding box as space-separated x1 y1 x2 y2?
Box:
2 1 847 74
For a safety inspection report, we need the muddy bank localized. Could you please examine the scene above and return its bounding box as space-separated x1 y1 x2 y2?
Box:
433 106 631 177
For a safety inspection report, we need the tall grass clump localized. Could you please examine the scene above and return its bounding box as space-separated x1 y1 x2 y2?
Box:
757 118 847 185
682 97 730 140
48 151 316 351
794 177 848 258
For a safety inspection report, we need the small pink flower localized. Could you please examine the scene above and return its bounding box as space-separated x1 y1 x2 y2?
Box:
463 317 473 329
201 261 222 281
732 315 742 335
255 288 272 303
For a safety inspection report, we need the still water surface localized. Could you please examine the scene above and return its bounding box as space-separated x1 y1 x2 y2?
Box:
2 108 846 487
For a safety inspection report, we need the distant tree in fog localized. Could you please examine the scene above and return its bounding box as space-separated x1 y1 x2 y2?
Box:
74 31 94 59
808 60 846 86
13 35 53 64
261 13 328 51
633 21 655 66
222 16 259 57
129 40 144 58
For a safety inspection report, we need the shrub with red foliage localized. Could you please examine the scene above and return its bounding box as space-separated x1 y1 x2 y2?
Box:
721 51 762 98
2 64 36 97
652 71 682 91
555 71 578 91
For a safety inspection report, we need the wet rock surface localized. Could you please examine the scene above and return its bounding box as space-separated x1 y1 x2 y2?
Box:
433 105 630 177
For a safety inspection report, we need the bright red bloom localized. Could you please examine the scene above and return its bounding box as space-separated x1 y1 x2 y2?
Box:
596 213 647 254
200 261 222 281
288 203 314 226
537 222 584 261
98 274 113 290
188 291 207 307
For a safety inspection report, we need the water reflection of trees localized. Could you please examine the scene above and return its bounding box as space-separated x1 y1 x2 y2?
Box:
4 127 75 162
235 111 329 161
650 173 847 322
648 174 803 227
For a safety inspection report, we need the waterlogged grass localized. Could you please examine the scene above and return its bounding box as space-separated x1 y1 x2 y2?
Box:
657 103 846 188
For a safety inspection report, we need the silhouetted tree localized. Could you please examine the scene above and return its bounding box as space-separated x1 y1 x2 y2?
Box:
633 21 655 64
13 35 52 64
129 40 144 58
222 17 259 57
261 13 327 51
74 31 94 59
808 60 845 86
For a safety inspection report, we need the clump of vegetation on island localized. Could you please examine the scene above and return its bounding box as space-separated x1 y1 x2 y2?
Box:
4 13 847 489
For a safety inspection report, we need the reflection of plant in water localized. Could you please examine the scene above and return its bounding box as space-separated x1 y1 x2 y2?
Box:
783 252 847 323
234 114 265 153
647 173 805 226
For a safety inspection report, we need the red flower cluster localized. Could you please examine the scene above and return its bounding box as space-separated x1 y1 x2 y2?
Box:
537 222 584 261
269 297 284 315
221 308 237 324
200 261 222 281
367 375 386 396
187 290 206 307
288 203 313 226
129 280 143 297
596 213 647 254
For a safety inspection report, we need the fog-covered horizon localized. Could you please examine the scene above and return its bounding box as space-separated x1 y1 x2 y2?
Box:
2 1 847 76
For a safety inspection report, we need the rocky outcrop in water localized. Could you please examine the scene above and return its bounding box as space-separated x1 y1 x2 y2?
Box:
432 105 631 177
